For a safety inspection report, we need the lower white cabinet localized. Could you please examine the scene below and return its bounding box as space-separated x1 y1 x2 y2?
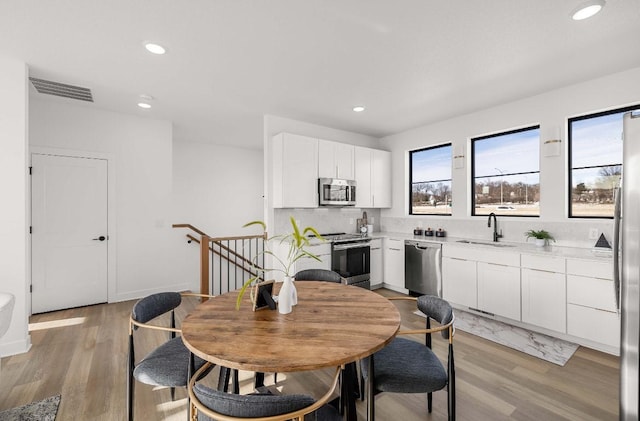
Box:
477 262 521 321
370 239 383 287
442 256 477 308
521 268 566 333
294 243 331 273
383 238 404 290
566 258 619 349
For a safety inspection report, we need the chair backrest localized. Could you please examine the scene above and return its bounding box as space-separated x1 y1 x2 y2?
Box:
189 362 342 421
294 269 343 283
417 295 454 339
132 292 182 324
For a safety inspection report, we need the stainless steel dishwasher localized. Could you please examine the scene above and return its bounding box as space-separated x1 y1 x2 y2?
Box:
404 240 442 297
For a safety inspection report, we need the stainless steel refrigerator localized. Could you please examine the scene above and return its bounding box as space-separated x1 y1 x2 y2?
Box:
616 111 640 420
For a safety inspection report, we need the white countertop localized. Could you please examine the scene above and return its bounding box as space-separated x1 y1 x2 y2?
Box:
368 231 613 262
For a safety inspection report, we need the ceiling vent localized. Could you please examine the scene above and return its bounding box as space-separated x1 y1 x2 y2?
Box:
29 77 93 102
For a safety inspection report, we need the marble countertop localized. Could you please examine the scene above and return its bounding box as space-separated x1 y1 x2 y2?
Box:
367 231 613 262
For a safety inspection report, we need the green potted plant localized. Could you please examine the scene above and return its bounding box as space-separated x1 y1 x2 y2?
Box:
524 229 555 247
237 217 324 313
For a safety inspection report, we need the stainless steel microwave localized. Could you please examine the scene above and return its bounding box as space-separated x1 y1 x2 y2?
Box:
318 178 356 206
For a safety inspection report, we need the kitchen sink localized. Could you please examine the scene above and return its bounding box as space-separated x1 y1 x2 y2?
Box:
456 239 515 248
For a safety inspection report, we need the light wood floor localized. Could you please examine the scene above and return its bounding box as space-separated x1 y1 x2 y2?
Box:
0 289 619 420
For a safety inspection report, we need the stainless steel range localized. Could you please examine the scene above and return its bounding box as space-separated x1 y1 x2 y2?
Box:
318 233 371 289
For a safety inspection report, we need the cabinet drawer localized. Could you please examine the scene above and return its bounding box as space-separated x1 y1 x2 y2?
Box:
442 245 519 266
567 275 617 312
567 304 620 348
566 258 612 280
385 238 403 250
521 254 565 273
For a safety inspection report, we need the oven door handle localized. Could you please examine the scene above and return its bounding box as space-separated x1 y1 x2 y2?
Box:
333 242 371 251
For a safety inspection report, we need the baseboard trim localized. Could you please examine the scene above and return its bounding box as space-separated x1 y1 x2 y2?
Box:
114 283 192 303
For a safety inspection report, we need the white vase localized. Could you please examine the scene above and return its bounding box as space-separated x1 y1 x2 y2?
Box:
535 238 546 247
278 277 293 314
290 277 298 306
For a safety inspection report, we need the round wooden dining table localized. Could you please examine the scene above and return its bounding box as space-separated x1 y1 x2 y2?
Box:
181 281 401 420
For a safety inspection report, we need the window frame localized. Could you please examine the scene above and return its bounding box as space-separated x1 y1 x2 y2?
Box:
567 104 638 219
471 125 541 218
408 143 453 216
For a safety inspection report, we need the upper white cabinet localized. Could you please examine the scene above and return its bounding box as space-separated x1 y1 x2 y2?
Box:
371 149 391 208
272 133 318 208
318 140 354 180
355 146 391 208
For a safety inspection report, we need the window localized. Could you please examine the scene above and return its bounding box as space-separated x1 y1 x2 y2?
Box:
568 105 639 218
472 126 540 216
409 144 452 215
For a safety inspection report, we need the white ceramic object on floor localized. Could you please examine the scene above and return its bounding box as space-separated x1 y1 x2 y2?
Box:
0 293 15 339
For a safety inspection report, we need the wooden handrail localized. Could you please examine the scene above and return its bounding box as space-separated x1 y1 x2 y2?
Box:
184 234 264 278
172 223 208 237
174 223 267 298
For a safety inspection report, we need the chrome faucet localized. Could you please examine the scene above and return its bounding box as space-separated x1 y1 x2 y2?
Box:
487 212 503 242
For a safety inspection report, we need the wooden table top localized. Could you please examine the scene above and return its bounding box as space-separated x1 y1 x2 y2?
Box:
181 281 401 373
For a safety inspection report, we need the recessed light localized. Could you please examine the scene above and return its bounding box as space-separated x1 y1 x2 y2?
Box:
144 42 166 55
137 102 151 109
571 0 605 20
353 106 365 112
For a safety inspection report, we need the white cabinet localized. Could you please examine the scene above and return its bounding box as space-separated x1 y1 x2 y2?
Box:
370 238 383 288
442 245 520 320
294 242 331 273
442 256 477 308
477 262 521 320
521 254 566 333
383 238 405 291
566 258 619 349
272 133 318 208
354 146 373 208
354 146 391 208
318 140 354 180
371 149 391 208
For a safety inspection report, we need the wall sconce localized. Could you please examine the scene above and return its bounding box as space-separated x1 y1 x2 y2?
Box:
543 126 562 157
453 145 465 169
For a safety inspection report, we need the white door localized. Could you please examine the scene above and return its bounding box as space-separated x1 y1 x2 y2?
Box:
31 153 108 313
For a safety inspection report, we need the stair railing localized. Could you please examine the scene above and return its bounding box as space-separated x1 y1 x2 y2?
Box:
173 224 266 300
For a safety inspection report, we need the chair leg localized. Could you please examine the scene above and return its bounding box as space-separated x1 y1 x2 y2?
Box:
218 367 231 392
127 335 135 421
232 369 240 394
448 343 456 421
366 357 375 421
171 387 176 401
274 372 278 384
427 392 433 413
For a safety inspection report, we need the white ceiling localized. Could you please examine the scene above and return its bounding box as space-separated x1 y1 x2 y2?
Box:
1 0 639 149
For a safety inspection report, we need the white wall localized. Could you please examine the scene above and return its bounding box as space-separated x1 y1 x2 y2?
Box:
381 67 640 247
172 141 264 290
262 115 382 235
29 99 187 301
0 56 30 357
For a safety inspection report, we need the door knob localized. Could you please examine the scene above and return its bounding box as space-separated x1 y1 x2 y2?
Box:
92 236 106 241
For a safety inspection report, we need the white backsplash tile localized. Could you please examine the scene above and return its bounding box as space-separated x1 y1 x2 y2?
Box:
274 208 381 235
381 216 613 249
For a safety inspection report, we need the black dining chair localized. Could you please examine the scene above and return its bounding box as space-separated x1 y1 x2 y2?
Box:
360 295 456 421
294 269 344 283
127 291 233 421
189 362 343 421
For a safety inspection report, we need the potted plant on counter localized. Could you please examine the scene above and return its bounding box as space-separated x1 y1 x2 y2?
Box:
237 217 324 313
525 229 555 247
